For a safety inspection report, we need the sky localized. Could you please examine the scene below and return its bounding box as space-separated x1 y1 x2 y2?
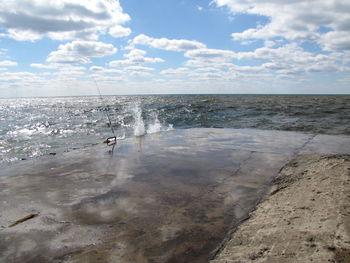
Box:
0 0 350 97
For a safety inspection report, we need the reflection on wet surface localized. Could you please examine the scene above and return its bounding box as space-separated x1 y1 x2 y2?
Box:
1 128 348 263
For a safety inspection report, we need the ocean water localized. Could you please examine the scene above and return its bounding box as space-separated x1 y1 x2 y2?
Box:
1 95 349 165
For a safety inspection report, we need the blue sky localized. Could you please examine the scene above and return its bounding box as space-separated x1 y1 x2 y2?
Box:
0 0 349 97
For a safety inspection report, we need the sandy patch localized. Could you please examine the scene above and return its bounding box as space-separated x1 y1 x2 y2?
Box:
211 154 350 263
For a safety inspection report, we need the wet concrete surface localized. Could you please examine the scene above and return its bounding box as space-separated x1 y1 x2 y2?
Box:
0 128 349 263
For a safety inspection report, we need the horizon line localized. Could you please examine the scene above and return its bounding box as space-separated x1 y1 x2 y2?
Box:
1 93 350 99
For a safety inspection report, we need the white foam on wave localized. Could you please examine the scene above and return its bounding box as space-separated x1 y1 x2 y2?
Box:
7 128 36 138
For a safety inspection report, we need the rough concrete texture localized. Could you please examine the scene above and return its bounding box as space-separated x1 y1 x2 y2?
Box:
210 154 350 263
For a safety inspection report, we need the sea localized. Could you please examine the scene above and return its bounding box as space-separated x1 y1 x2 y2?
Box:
1 94 349 165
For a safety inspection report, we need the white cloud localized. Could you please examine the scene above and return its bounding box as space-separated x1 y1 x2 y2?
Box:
234 43 349 73
91 60 156 81
214 0 350 52
47 40 117 64
49 65 88 82
235 43 314 61
57 65 87 71
124 65 154 71
30 63 56 69
0 71 44 83
264 40 276 48
185 48 236 60
180 43 349 80
54 69 85 77
184 48 237 69
0 48 7 55
132 34 206 51
90 74 124 82
90 66 122 74
109 25 131 38
0 60 18 67
160 66 234 81
128 71 153 77
109 48 164 67
195 67 222 73
321 31 350 51
0 0 130 41
161 67 190 74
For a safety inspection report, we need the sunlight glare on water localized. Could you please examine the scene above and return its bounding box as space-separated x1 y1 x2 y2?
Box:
0 95 349 165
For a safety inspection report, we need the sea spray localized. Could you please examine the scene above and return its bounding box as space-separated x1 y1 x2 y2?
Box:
131 104 173 136
147 115 174 134
147 112 163 134
132 103 146 137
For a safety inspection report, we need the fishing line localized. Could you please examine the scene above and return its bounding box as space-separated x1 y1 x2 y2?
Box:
93 78 116 137
92 78 117 153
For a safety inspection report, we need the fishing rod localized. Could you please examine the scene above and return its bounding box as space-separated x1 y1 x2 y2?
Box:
93 78 117 149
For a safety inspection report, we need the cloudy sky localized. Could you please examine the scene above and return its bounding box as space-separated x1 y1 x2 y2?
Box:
0 0 349 97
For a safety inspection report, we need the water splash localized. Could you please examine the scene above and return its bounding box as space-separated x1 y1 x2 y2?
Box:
147 116 162 134
132 103 146 137
131 104 173 136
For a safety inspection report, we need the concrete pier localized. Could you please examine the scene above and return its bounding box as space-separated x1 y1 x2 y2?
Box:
0 129 349 263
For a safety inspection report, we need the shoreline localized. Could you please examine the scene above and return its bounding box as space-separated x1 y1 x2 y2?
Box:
210 154 350 263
